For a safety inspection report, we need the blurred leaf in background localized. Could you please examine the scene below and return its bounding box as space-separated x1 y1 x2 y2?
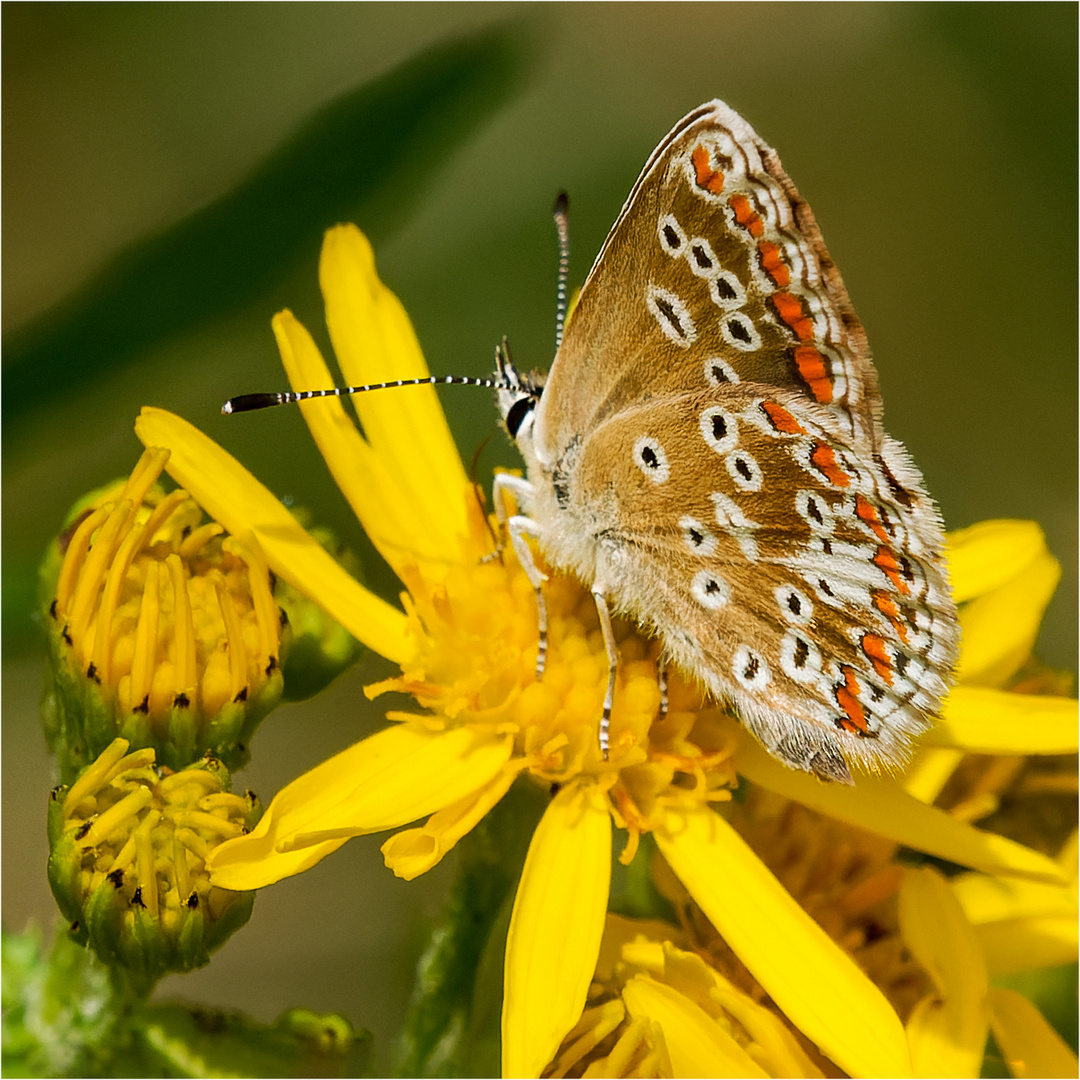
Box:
3 16 533 653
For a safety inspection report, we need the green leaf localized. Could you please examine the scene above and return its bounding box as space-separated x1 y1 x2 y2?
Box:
2 23 531 443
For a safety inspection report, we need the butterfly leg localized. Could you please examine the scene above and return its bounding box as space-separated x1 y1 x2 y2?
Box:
506 515 549 679
657 661 669 721
591 589 617 760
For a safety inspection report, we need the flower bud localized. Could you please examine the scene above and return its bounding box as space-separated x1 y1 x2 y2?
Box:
41 448 287 778
48 738 259 984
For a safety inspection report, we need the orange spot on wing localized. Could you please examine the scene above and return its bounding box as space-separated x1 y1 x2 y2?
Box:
836 666 869 733
856 495 890 543
861 633 893 684
792 345 833 403
757 240 790 287
873 545 910 596
729 194 764 238
872 589 909 643
761 401 805 434
811 442 850 487
772 292 815 342
692 145 725 194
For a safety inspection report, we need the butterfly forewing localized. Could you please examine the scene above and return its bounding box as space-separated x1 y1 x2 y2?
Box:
535 100 878 465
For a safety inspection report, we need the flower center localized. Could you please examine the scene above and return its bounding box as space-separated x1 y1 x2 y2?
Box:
370 491 741 847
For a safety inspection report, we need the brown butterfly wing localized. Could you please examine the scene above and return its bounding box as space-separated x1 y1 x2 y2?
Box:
562 383 958 781
534 99 881 468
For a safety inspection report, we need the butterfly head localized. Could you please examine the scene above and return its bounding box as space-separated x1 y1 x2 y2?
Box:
494 339 546 448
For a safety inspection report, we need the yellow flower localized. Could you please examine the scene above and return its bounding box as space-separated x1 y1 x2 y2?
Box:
550 787 1076 1078
134 224 1076 1079
547 914 827 1078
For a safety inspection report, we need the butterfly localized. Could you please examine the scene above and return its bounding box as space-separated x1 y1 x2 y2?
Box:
489 100 959 783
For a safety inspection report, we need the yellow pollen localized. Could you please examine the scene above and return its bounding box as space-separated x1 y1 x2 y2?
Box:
371 490 741 845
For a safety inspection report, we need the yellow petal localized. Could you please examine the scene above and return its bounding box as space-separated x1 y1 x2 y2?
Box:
656 805 910 1079
903 747 965 803
272 310 443 568
952 871 1077 925
736 736 1066 884
135 407 414 665
319 225 467 541
988 987 1079 1079
502 785 611 1079
899 869 988 1079
380 763 519 880
956 549 1061 686
621 974 768 1078
207 723 512 889
929 686 1078 755
972 916 1079 977
946 521 1048 603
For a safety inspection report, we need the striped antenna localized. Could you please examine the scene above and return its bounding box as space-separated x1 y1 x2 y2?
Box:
222 374 506 415
552 192 570 351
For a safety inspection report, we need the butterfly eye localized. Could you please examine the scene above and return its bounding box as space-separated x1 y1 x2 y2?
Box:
504 396 535 439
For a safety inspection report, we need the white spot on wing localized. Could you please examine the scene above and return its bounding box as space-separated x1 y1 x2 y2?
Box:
679 516 717 556
720 313 761 352
633 435 670 483
646 285 696 347
726 450 762 492
700 407 738 456
733 645 770 690
704 357 740 386
691 570 730 610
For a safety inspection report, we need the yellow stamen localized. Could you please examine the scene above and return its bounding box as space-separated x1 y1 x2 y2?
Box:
80 785 153 846
63 738 130 816
214 576 248 706
68 499 132 663
178 521 224 561
55 506 110 615
126 559 161 714
166 554 196 699
134 810 161 917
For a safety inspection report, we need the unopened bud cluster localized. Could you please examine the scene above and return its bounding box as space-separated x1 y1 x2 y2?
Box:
41 448 287 779
48 738 259 982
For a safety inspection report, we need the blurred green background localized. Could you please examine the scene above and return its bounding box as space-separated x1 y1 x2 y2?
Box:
4 2 1076 1068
